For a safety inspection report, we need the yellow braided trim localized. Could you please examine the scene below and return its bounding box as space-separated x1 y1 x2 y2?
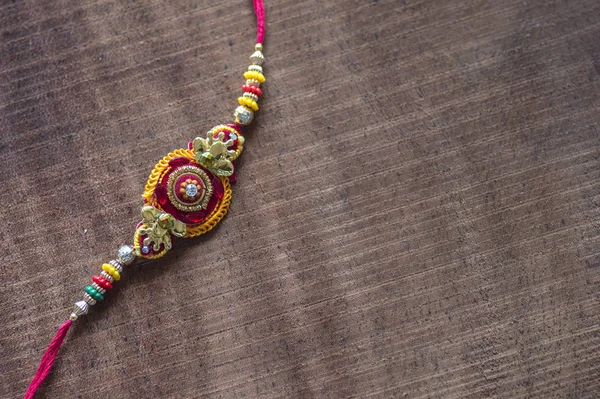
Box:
185 176 231 238
133 225 169 259
142 149 196 203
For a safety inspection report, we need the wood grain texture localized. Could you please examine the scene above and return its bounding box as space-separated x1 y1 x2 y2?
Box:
1 0 599 398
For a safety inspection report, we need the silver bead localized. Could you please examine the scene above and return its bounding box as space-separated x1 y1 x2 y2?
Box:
117 245 135 265
110 260 123 273
100 270 114 283
234 105 254 126
91 282 106 294
72 300 89 318
250 50 265 65
248 64 263 73
242 92 259 102
83 293 97 305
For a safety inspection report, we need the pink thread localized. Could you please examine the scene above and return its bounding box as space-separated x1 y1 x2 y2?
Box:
24 319 72 399
253 0 265 44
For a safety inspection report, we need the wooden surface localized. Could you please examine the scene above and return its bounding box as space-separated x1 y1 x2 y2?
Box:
1 0 599 398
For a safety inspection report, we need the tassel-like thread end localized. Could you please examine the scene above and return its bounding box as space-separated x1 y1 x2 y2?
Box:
24 319 72 399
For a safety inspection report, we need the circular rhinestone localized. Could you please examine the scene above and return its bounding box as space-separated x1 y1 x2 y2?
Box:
186 184 199 197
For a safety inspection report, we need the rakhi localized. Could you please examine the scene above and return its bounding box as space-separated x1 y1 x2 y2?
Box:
24 1 266 397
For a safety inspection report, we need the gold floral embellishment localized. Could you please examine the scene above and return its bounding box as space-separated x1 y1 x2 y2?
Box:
138 206 186 251
193 130 243 177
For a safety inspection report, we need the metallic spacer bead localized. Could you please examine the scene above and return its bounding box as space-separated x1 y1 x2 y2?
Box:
100 270 114 283
69 313 78 321
248 64 263 73
250 49 264 65
242 92 259 102
254 43 263 52
83 293 97 306
246 79 261 87
234 105 254 126
91 282 106 294
72 300 90 319
118 245 135 265
110 260 123 273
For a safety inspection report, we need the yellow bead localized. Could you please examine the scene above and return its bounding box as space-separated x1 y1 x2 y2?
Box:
102 263 121 281
237 97 259 111
256 72 265 83
243 71 265 83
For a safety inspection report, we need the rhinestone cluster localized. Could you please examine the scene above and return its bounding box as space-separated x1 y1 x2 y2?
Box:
166 165 213 211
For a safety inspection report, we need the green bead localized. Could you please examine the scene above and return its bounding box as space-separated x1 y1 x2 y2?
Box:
198 152 214 168
85 285 104 301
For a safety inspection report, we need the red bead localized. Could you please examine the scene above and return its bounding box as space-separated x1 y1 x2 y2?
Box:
93 275 113 290
242 84 262 96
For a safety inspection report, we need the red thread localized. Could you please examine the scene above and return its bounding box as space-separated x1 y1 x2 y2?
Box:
253 0 265 44
24 319 72 399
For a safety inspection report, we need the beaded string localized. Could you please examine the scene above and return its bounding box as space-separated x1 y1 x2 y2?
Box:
24 1 265 397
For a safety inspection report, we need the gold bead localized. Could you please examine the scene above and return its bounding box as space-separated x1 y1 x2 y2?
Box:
250 50 265 66
255 43 263 52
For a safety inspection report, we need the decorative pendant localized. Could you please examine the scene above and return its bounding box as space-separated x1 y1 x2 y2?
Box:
134 124 243 259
